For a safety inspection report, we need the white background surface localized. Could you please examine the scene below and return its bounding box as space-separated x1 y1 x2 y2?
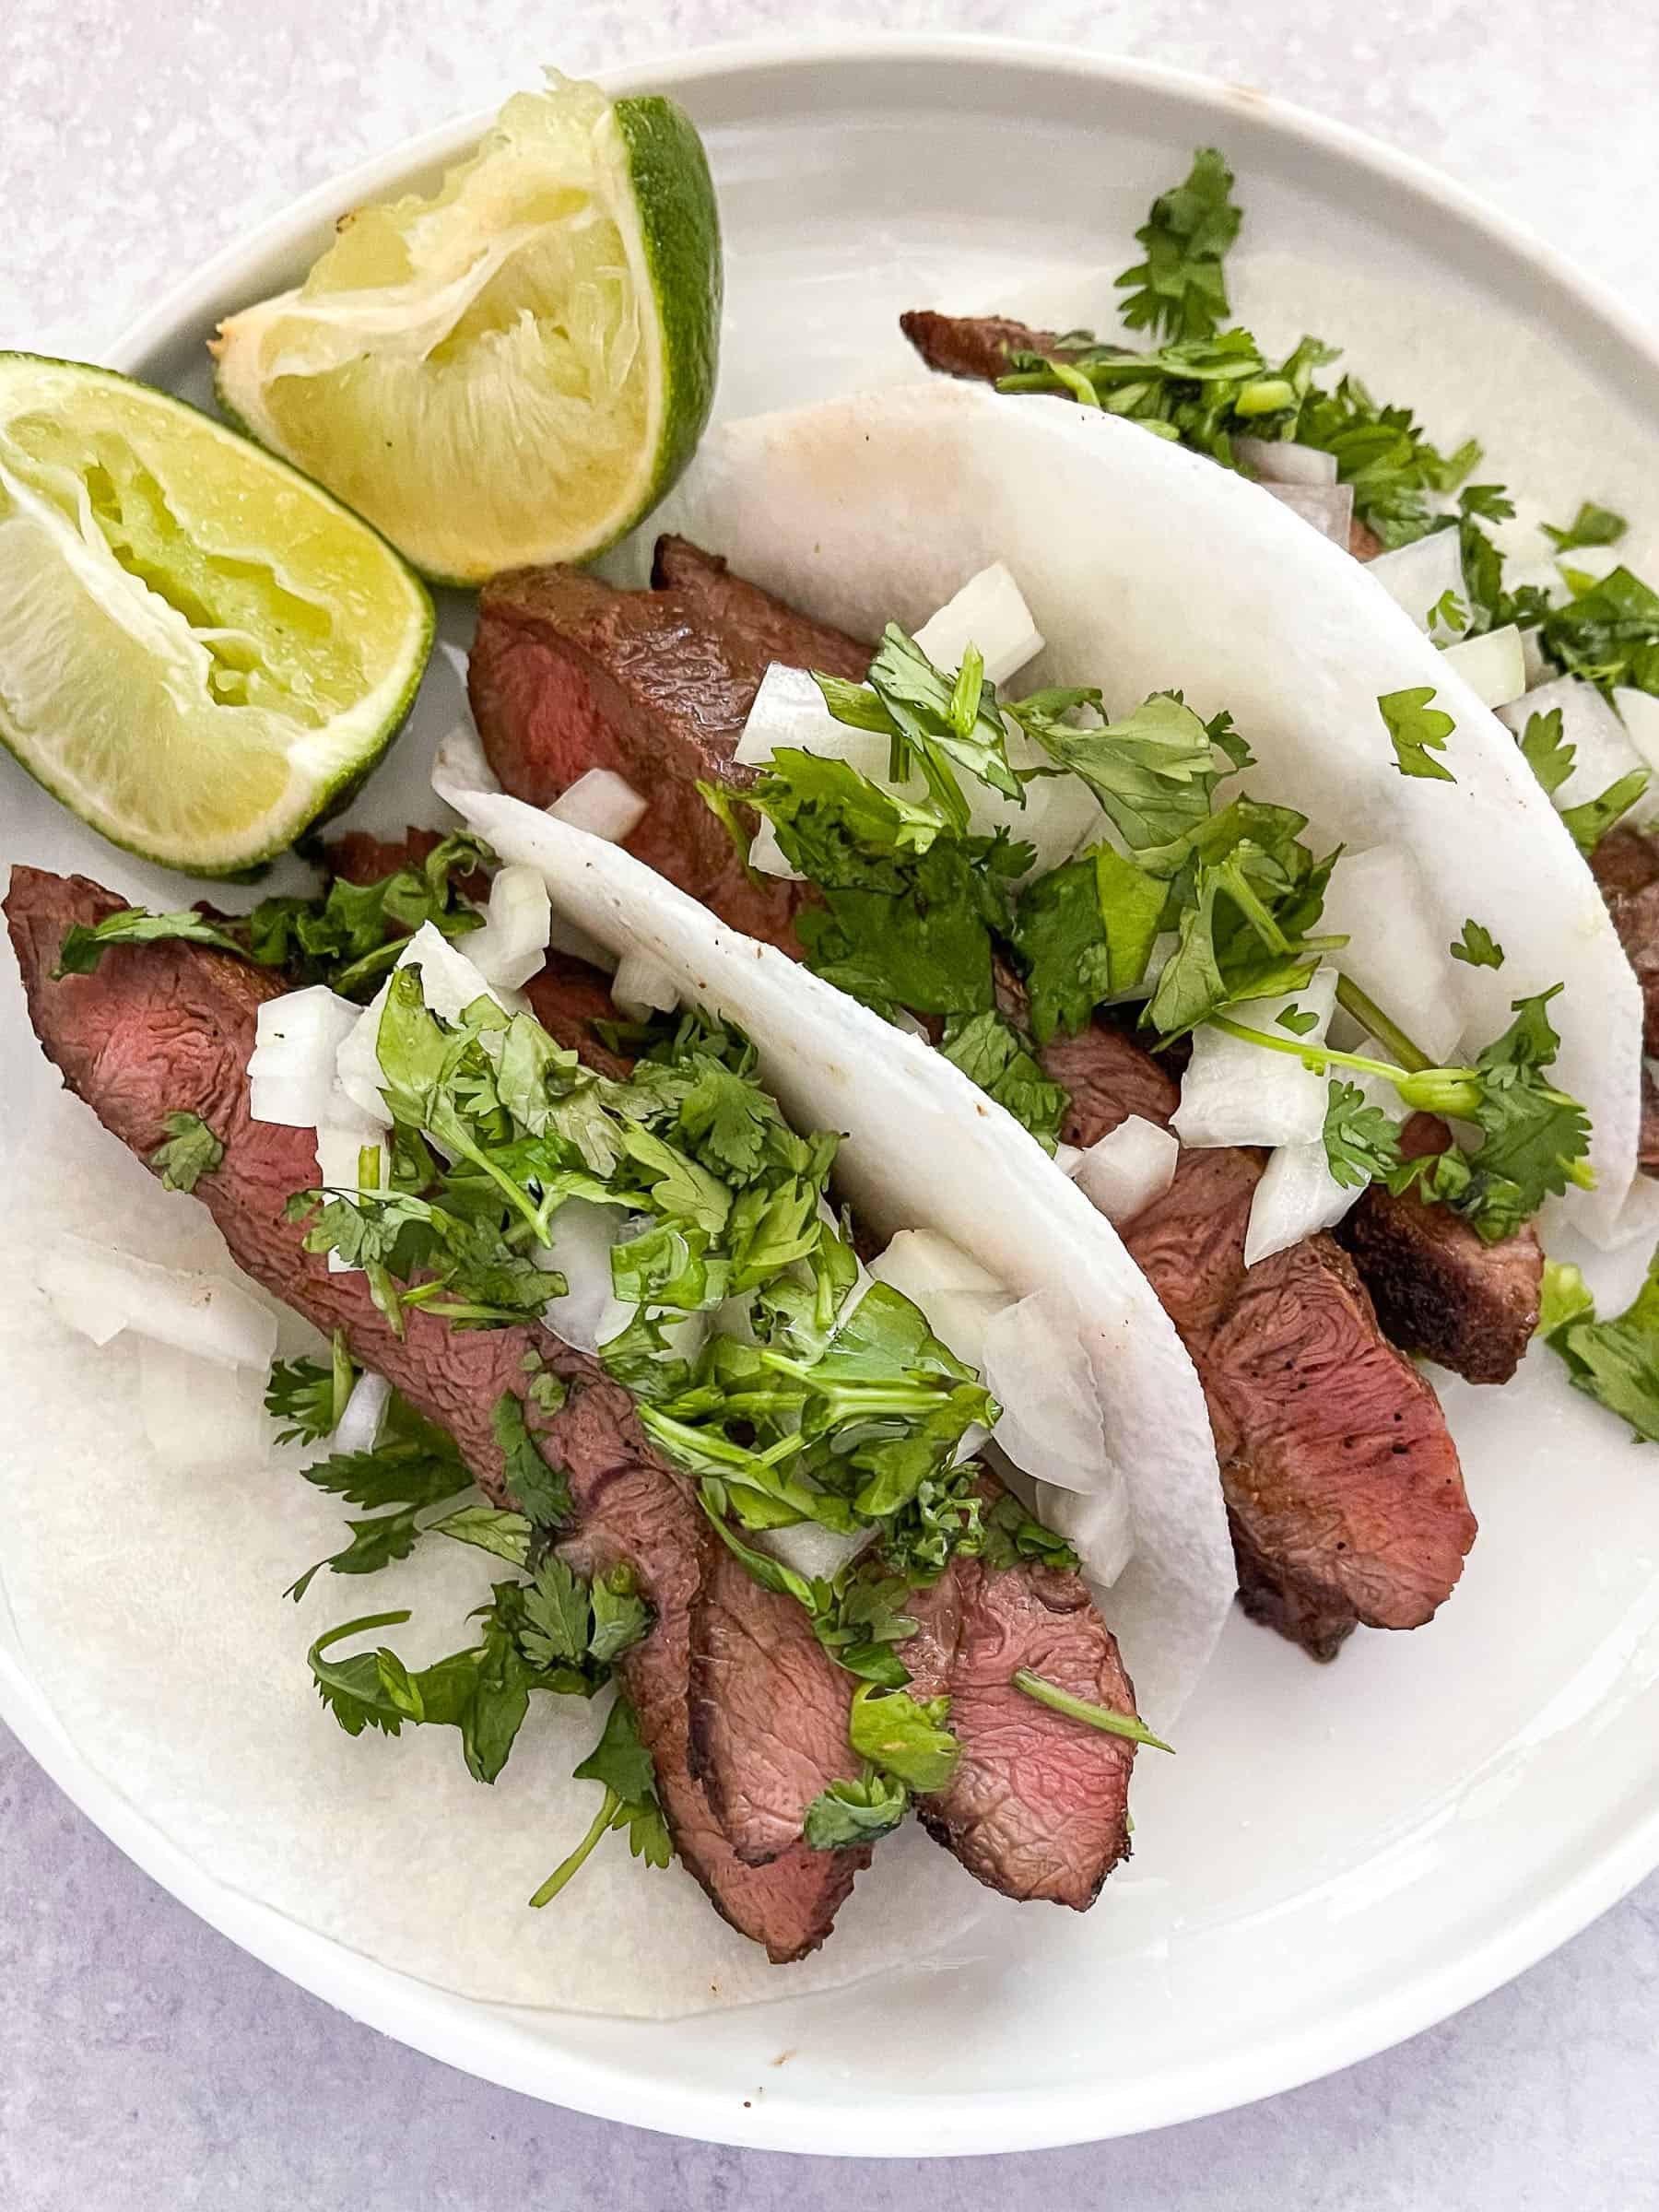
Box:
4 4 1658 2205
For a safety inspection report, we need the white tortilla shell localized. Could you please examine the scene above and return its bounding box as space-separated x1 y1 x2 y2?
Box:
436 774 1230 1729
636 382 1641 1245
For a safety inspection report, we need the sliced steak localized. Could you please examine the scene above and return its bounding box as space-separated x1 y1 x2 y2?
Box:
899 310 1084 384
650 535 872 677
469 564 814 948
688 1541 861 1865
903 1507 1136 1909
5 866 865 1962
1591 825 1659 1057
1340 1114 1541 1383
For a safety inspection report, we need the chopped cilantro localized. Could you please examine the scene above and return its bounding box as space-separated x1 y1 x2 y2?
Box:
1543 1253 1659 1442
490 1391 572 1529
1542 502 1628 554
1114 146 1243 345
265 1336 356 1446
1451 920 1505 970
147 1110 224 1192
1543 568 1659 697
1560 769 1651 856
1012 1667 1172 1751
803 1771 911 1849
1379 687 1455 782
936 1009 1068 1150
1519 707 1577 798
530 1695 673 1906
1322 1080 1405 1191
1277 1004 1320 1035
847 1681 960 1793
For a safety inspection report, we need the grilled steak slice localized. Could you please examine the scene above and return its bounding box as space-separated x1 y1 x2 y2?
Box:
469 564 814 948
651 535 872 677
5 865 865 1962
1592 826 1659 1057
688 1541 862 1865
899 310 1083 384
902 1509 1136 1908
467 552 1481 1651
1340 1115 1541 1383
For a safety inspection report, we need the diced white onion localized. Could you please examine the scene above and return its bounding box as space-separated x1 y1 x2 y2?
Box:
1615 687 1659 779
869 1229 1005 1304
1172 971 1337 1150
1232 437 1339 488
1318 845 1464 1064
1052 1141 1083 1176
982 1287 1111 1496
1032 1476 1135 1590
335 987 394 1128
912 560 1046 688
891 1008 933 1041
246 986 359 1129
535 1198 628 1353
1441 624 1527 710
138 1341 274 1473
1365 529 1469 636
331 1370 391 1457
547 912 620 971
1245 1140 1359 1267
335 924 509 1128
314 1123 390 1276
466 865 551 990
611 949 681 1018
547 767 649 844
757 1521 877 1583
1521 626 1553 688
1262 480 1354 548
1499 675 1655 822
747 817 807 881
35 1232 278 1369
735 664 888 775
1070 1114 1179 1224
431 723 498 805
915 1287 1008 1373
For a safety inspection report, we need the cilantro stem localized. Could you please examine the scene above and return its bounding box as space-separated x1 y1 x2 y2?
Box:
1333 973 1432 1075
329 1329 355 1430
1012 1668 1173 1752
1209 1015 1484 1118
528 1789 619 1907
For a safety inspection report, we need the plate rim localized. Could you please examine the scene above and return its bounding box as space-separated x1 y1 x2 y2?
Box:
7 29 1658 2158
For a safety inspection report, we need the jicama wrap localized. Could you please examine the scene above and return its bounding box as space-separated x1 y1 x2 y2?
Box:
628 380 1644 1247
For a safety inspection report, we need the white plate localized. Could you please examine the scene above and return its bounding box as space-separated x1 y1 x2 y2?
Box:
5 32 1659 2158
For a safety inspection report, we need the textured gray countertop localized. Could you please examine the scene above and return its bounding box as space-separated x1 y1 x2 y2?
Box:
4 3 1658 2205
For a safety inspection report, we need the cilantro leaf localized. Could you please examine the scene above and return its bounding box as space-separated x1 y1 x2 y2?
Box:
490 1391 572 1529
1544 1253 1659 1442
1451 920 1505 970
977 1488 1078 1572
936 1009 1067 1149
1560 769 1651 856
1114 147 1242 344
1537 1256 1595 1339
428 1503 533 1566
1323 1080 1406 1191
1542 567 1659 697
1427 587 1469 641
1012 1667 1173 1751
1541 502 1628 554
1008 689 1227 859
287 1508 429 1603
1379 687 1455 782
147 1110 224 1191
1277 1004 1320 1035
1442 988 1593 1241
265 1335 357 1445
847 1681 960 1793
53 907 251 978
804 1771 911 1850
531 1695 673 1906
1518 707 1576 798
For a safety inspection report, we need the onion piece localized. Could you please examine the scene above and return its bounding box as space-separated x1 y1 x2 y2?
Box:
982 1287 1112 1497
535 1199 629 1353
1498 675 1655 821
1364 529 1469 636
1232 437 1338 487
1441 624 1526 710
1070 1114 1179 1224
611 948 681 1018
547 768 649 843
757 1521 877 1583
869 1228 1005 1304
314 1123 391 1276
1317 846 1463 1063
1172 971 1336 1150
1261 480 1354 548
1033 1475 1135 1590
335 924 508 1127
912 560 1045 687
35 1232 278 1368
1245 1139 1359 1267
466 864 551 990
246 986 359 1129
735 664 888 775
747 817 807 881
138 1341 274 1474
1052 1142 1082 1176
331 1370 391 1457
1615 687 1659 779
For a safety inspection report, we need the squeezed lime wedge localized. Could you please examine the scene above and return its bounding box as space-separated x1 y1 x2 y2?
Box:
212 72 723 585
0 352 433 875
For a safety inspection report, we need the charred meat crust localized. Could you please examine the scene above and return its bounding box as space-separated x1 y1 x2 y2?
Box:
4 865 864 1963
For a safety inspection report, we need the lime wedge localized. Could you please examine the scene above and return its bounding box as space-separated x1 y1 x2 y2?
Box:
0 354 433 876
211 72 723 586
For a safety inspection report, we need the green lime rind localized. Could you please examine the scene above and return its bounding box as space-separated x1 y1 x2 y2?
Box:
0 351 434 877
